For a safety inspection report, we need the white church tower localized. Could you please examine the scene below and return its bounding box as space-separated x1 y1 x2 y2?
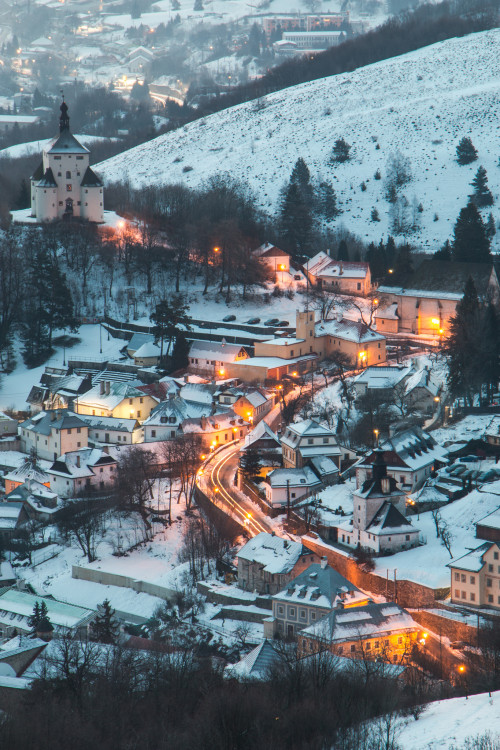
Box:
30 99 104 223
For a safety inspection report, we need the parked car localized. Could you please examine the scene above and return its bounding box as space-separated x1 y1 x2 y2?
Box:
223 314 236 322
264 318 280 326
294 274 302 281
277 320 290 327
245 317 261 324
459 455 479 463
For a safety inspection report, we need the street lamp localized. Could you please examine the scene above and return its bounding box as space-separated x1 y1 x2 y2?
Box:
374 429 379 447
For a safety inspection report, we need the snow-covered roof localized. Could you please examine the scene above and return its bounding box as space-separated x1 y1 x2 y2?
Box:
379 428 448 471
309 456 339 478
366 501 418 536
268 466 321 489
374 302 399 320
78 414 140 433
476 507 500 531
244 419 281 449
315 318 385 343
285 419 336 439
133 341 161 359
4 460 50 485
143 396 211 426
189 340 248 363
49 448 116 479
232 354 316 369
0 503 24 529
46 129 90 155
404 367 441 397
301 602 418 644
237 533 305 575
236 390 269 408
305 251 369 279
181 410 245 434
353 365 412 390
274 563 368 609
20 410 87 436
253 243 290 259
225 639 282 680
127 333 155 353
77 382 157 410
448 542 497 572
0 589 94 630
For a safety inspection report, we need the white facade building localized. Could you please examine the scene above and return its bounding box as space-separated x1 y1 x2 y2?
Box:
29 99 104 223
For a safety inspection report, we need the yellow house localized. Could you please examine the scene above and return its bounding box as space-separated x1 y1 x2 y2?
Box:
74 381 158 422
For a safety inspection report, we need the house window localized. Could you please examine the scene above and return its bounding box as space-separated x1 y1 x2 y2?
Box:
405 535 410 541
300 609 306 619
487 578 493 587
151 430 156 437
470 576 475 584
461 574 466 583
470 593 475 601
58 201 63 206
289 608 295 617
66 184 72 192
311 613 316 620
140 398 143 404
350 644 355 652
461 591 466 599
398 637 403 644
77 428 81 434
278 606 284 615
308 438 314 444
357 283 361 290
291 492 296 499
66 171 71 178
374 641 379 649
129 399 133 405
488 595 494 603
67 429 72 434
494 552 499 560
489 564 494 572
366 641 371 650
323 437 329 444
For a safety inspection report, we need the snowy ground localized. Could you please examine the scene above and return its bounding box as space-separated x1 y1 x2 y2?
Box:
0 135 118 161
98 28 500 252
432 414 498 447
0 324 124 412
386 690 500 750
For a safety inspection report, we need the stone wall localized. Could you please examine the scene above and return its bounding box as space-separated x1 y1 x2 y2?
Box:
410 609 479 645
301 534 447 608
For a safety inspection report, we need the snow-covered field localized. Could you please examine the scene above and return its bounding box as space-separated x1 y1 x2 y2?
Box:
98 29 500 252
0 135 118 161
389 691 500 750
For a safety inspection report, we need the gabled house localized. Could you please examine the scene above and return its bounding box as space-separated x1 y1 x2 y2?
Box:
305 251 372 297
27 373 92 413
448 541 500 610
132 341 162 367
352 365 413 398
237 532 320 595
266 560 371 639
48 448 117 498
232 388 275 424
281 419 343 469
19 410 89 462
265 457 338 509
242 420 282 460
188 340 250 378
297 602 419 663
0 504 28 539
181 411 249 448
6 479 59 522
74 381 158 422
143 393 212 442
0 412 18 438
252 242 291 276
355 427 448 492
4 459 51 496
0 589 95 638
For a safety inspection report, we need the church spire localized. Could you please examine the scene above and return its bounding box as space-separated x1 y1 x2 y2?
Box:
59 95 70 133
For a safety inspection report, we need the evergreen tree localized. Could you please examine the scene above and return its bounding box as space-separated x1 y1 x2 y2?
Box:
331 137 351 163
469 165 494 207
452 200 491 262
479 303 500 403
393 243 413 282
27 600 49 632
337 239 349 261
193 0 203 9
445 277 482 405
151 296 192 358
434 239 452 261
247 23 261 56
366 241 386 281
170 332 190 372
371 207 380 222
316 181 338 220
456 137 478 165
90 599 119 644
240 445 261 480
290 157 312 198
486 213 497 240
280 180 312 253
385 236 396 269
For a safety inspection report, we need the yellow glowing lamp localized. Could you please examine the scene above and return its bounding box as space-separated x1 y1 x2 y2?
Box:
431 318 440 326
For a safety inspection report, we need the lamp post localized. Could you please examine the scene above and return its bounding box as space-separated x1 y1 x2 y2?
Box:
373 429 379 448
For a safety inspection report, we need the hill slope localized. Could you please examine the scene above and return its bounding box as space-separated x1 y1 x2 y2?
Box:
98 29 500 252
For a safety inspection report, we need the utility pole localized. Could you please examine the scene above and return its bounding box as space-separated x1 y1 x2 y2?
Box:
286 479 291 522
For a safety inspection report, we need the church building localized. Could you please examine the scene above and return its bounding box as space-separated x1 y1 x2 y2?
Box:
29 99 104 223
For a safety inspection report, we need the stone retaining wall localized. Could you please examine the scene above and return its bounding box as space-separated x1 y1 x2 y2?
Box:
72 565 178 602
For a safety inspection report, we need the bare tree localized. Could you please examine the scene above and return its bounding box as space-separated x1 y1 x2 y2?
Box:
56 496 111 563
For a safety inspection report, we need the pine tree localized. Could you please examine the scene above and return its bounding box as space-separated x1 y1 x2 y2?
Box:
385 236 396 269
434 239 452 261
445 277 482 405
280 180 312 253
331 137 351 163
371 207 380 222
290 157 313 200
479 303 500 403
486 213 496 240
452 200 491 262
366 241 386 281
337 239 349 261
317 181 338 220
240 445 261 480
170 332 190 372
27 600 49 632
456 137 478 165
469 166 493 207
90 599 119 644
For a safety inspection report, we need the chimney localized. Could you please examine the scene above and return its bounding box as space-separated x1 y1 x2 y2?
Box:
339 261 344 276
168 392 174 401
76 455 80 468
105 381 110 395
184 374 189 383
320 556 328 570
200 416 207 431
100 381 105 395
336 311 343 322
271 531 275 537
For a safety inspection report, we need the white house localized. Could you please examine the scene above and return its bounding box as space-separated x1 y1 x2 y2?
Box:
28 99 104 223
305 251 372 297
188 340 250 377
19 410 89 462
143 394 212 442
265 466 322 509
48 448 117 498
77 414 143 445
281 419 346 469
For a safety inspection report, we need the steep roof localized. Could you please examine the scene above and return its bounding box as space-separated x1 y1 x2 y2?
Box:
77 382 157 410
274 563 367 609
448 542 496 572
225 640 282 680
189 340 248 363
305 251 369 279
49 448 116 479
301 602 418 644
268 466 321 489
37 167 57 187
78 415 140 433
46 129 89 155
80 166 103 187
20 410 87 436
316 318 385 343
366 501 416 535
31 161 43 181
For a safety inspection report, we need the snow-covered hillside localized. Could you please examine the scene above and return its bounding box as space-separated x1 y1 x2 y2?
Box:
98 29 500 252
